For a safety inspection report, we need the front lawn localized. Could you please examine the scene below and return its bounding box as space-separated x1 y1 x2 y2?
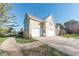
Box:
0 37 8 44
63 34 79 39
0 36 36 44
16 37 36 44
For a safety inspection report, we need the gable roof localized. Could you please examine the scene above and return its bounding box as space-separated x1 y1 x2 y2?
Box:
25 13 55 23
26 13 43 22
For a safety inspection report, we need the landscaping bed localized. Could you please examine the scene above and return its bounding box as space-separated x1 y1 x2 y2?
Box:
0 37 66 56
0 45 66 56
21 45 66 56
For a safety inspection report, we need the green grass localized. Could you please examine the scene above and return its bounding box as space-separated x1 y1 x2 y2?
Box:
63 34 79 39
0 45 66 56
0 37 8 44
0 36 36 44
16 37 36 44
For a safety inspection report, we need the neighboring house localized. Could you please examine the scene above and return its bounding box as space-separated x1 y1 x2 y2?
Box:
56 23 65 35
23 13 56 38
56 25 61 35
65 23 79 34
64 20 79 34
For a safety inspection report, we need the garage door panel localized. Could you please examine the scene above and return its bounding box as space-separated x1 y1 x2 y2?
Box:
46 30 55 36
32 28 40 37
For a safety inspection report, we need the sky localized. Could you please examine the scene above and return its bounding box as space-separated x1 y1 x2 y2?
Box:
11 3 79 31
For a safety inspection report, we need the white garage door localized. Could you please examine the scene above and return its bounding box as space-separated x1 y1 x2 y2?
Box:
32 28 40 37
46 30 55 36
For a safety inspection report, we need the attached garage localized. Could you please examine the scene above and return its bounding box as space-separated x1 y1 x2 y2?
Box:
32 28 40 37
46 29 55 36
23 13 56 38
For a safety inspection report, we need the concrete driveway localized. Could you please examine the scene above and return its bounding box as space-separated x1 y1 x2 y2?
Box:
34 36 79 56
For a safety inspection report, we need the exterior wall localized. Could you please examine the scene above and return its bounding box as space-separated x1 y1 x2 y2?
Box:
45 15 56 36
23 31 30 38
45 21 56 36
56 25 61 35
29 18 41 37
23 15 30 38
46 21 55 30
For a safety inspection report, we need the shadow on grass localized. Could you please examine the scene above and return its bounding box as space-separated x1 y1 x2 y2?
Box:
21 45 67 56
0 45 68 56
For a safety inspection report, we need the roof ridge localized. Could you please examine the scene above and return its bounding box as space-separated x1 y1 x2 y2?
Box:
25 13 54 22
26 13 42 20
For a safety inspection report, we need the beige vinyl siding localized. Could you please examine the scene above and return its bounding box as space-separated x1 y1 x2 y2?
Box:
29 19 41 37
